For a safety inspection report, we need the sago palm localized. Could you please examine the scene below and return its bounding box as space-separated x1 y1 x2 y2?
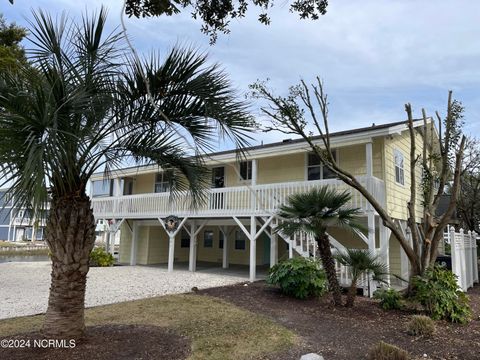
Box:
276 186 363 306
335 249 388 307
0 9 253 338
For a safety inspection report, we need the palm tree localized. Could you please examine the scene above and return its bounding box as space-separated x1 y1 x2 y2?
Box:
335 248 388 307
276 187 363 306
0 9 253 338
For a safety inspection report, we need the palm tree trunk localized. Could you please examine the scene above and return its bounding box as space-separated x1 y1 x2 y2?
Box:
345 277 358 307
42 192 96 338
316 234 343 306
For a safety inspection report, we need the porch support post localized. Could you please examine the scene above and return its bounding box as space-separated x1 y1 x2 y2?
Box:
130 222 138 266
158 217 189 273
367 212 376 296
249 215 256 282
167 234 175 272
395 221 411 285
186 220 207 272
220 226 229 269
366 141 373 178
106 231 111 254
189 221 196 272
251 159 258 212
367 213 376 251
379 219 391 285
270 232 278 267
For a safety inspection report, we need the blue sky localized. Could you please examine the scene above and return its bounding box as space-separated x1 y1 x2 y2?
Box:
2 0 480 149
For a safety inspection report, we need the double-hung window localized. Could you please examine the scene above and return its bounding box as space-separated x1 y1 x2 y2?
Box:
204 230 214 248
394 149 405 185
154 171 172 193
235 230 246 250
92 180 114 197
307 150 337 181
180 230 190 248
219 231 224 249
239 161 252 181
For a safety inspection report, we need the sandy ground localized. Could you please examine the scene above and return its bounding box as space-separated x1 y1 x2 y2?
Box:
0 261 245 319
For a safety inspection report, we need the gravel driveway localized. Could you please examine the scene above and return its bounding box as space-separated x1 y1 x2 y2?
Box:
0 261 245 319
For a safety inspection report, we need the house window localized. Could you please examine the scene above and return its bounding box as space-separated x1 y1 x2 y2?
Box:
219 231 224 249
92 180 114 197
235 230 246 250
154 171 172 193
394 150 405 185
180 229 190 248
307 150 337 181
212 167 225 188
239 161 252 181
204 230 213 248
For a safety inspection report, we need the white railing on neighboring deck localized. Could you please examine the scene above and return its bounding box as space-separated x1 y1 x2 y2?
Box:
12 218 47 226
92 176 385 219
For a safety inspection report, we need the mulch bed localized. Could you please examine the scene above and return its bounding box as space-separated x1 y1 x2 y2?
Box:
199 282 480 360
0 324 190 360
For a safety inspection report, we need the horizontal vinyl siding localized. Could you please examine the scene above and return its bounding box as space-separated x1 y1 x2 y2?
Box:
125 143 380 195
0 209 11 225
389 235 402 277
384 130 424 221
0 227 9 240
338 139 383 179
119 223 132 263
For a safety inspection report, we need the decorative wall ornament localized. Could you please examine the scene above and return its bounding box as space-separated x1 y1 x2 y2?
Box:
164 215 180 234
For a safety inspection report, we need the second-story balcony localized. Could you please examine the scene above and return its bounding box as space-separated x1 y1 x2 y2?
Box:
92 176 384 220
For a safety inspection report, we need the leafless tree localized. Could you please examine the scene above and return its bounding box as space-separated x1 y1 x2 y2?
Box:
250 78 466 279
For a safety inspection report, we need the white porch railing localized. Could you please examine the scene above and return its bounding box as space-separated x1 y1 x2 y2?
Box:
92 176 385 219
447 228 479 291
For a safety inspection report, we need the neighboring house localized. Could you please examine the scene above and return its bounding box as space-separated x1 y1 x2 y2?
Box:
0 189 46 242
90 119 436 286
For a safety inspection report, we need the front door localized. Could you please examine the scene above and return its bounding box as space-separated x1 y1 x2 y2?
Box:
211 167 225 209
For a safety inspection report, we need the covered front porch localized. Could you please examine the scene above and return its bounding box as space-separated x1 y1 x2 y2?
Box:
102 211 402 294
113 216 290 282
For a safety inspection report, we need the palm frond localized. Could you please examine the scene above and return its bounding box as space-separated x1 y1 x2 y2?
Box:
335 248 389 283
0 8 254 216
277 186 362 236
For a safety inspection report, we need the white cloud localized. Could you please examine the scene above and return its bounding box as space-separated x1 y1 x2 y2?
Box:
3 0 479 148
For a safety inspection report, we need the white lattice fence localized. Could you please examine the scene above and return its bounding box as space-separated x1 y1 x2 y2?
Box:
449 228 479 291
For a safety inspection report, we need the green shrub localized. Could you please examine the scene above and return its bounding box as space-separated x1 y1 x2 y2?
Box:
412 265 471 324
374 288 403 310
367 341 409 360
267 257 327 299
90 247 115 267
406 315 435 337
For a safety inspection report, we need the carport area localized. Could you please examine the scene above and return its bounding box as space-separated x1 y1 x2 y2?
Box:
150 261 270 279
0 261 248 320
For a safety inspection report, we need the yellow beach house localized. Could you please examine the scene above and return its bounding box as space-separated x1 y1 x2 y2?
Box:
90 119 431 290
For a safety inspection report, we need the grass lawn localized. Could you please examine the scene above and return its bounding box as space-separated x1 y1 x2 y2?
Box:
0 293 297 360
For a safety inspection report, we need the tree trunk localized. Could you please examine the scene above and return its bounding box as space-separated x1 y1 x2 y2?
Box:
345 277 358 307
316 234 343 306
43 192 96 339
